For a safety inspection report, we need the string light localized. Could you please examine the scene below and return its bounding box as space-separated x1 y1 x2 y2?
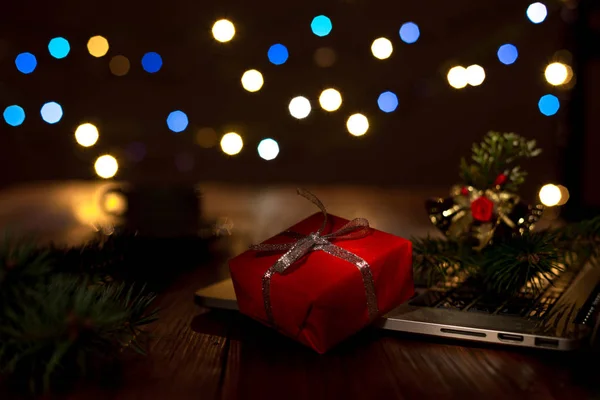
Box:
15 52 37 74
466 64 486 86
109 55 130 76
220 132 244 155
241 69 264 92
347 113 369 136
257 138 280 161
268 44 289 65
48 37 70 59
289 96 311 119
166 110 189 133
311 15 332 37
94 155 118 179
538 94 560 116
40 102 63 124
399 22 420 44
539 184 561 206
87 36 109 57
377 91 398 113
74 123 99 147
319 89 342 112
3 105 25 127
497 44 518 65
447 66 468 89
371 38 393 60
142 52 162 73
544 62 571 86
212 19 236 43
526 2 548 24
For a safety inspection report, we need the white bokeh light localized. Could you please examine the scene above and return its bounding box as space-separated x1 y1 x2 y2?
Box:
75 123 99 147
289 96 311 119
346 113 369 136
371 37 393 60
257 138 280 161
94 155 118 179
539 184 562 207
447 66 468 89
526 2 548 24
212 19 236 42
241 69 264 92
466 64 486 86
319 88 342 112
220 132 243 155
544 62 569 86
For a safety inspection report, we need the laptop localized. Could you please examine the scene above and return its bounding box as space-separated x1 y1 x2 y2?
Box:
195 258 600 351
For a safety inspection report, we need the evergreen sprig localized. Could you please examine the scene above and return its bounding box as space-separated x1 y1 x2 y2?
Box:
459 132 541 192
412 236 475 285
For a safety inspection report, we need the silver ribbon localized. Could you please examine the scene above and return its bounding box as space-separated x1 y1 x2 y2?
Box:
250 189 379 326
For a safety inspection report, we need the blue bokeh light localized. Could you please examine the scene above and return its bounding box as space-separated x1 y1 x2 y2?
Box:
3 105 26 127
538 94 560 116
268 44 289 65
15 52 37 74
399 22 420 44
167 110 189 133
142 52 163 73
311 15 332 37
497 44 518 65
377 91 399 113
48 37 70 59
40 102 64 124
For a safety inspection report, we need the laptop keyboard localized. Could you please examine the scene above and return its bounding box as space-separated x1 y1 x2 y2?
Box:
409 269 576 319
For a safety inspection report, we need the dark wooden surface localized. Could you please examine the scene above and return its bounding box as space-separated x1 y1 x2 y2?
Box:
0 182 599 400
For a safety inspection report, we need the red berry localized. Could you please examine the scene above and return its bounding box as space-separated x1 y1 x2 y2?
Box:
494 174 507 186
460 186 469 196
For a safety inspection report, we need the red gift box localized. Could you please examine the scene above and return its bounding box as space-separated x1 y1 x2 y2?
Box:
229 198 414 353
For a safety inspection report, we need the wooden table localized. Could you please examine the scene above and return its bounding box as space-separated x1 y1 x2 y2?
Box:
0 182 598 400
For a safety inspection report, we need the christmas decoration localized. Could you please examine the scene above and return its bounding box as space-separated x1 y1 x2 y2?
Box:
229 189 413 353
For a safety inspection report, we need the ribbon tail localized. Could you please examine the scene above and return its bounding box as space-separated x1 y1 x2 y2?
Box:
297 188 328 234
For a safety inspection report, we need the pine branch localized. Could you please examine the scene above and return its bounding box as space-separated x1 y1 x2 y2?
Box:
412 236 476 285
553 215 600 267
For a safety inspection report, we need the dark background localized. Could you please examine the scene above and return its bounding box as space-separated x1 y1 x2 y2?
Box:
0 0 579 202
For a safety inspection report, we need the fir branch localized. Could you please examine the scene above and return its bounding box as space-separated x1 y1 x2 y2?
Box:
553 215 600 267
412 236 476 285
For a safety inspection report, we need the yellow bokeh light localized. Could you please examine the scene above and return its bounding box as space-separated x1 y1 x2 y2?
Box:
319 88 342 112
466 64 486 86
347 113 369 136
539 184 562 207
220 132 243 155
241 69 264 92
94 155 118 179
289 96 311 119
75 123 99 147
371 37 393 60
102 192 127 215
109 55 130 76
212 19 236 43
447 66 468 89
545 62 571 86
87 36 109 58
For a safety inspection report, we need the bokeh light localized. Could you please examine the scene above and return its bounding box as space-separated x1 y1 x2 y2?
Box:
109 55 130 76
347 113 369 136
466 64 486 86
241 69 264 92
196 127 218 148
3 105 25 127
527 2 548 24
75 123 99 147
556 185 570 206
268 44 289 65
167 110 189 133
497 44 518 65
102 191 127 216
371 38 393 60
87 36 109 57
314 47 336 68
94 155 118 179
544 62 571 86
538 94 560 116
40 102 63 124
311 15 332 37
319 88 342 112
220 132 243 155
15 52 37 74
48 37 70 59
399 22 420 44
142 52 162 73
377 91 399 113
212 19 236 43
447 66 468 89
257 138 280 161
289 96 311 119
539 184 562 206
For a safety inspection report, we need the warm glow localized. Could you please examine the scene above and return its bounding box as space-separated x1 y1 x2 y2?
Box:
347 113 369 136
539 184 562 207
319 88 342 112
289 96 311 119
241 69 264 92
220 132 243 155
544 62 570 86
466 64 486 86
371 37 393 60
94 155 118 179
212 19 236 43
87 36 109 58
257 138 280 161
447 66 468 89
102 192 127 215
75 123 99 147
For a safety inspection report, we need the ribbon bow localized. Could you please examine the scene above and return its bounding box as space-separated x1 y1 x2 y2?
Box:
251 189 379 326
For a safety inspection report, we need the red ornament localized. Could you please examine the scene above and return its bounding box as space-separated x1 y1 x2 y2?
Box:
460 186 469 196
471 196 494 222
494 173 507 186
